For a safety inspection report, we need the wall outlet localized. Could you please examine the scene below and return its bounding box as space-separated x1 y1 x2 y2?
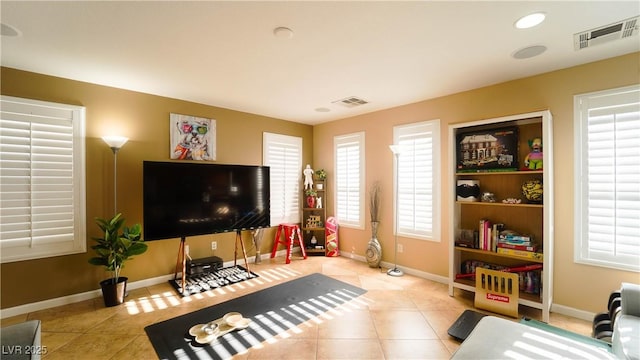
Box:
211 241 217 251
397 244 404 253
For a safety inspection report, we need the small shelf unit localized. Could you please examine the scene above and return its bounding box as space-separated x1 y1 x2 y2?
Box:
302 179 327 256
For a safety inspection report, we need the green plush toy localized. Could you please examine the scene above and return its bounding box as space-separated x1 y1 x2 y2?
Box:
524 137 543 170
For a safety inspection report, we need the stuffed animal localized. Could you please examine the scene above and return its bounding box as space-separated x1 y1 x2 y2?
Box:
524 137 543 170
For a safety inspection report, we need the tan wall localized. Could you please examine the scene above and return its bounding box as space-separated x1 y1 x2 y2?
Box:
313 52 640 313
0 67 313 309
2 52 639 313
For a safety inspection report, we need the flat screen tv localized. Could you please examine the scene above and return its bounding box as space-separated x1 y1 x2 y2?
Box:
143 161 270 240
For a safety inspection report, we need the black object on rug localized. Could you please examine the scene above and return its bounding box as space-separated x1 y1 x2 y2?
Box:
169 265 258 297
448 309 487 341
145 273 367 360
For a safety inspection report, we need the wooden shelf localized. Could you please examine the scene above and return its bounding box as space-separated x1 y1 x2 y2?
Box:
457 201 543 208
456 170 543 176
302 227 325 231
455 246 543 263
306 248 326 256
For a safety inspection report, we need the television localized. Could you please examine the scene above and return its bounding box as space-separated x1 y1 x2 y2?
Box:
143 161 270 240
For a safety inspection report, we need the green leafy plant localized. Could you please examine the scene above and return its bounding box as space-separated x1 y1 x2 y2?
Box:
305 188 318 197
89 213 148 284
315 169 327 180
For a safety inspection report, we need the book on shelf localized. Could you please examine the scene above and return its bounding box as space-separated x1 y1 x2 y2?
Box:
498 234 532 245
478 219 504 251
497 242 538 252
496 247 543 260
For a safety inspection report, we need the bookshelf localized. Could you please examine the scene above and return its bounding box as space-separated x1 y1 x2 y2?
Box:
448 110 554 322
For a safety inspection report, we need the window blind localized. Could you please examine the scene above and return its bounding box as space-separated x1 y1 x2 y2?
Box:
263 132 301 225
334 132 364 228
1 96 86 263
393 120 440 241
575 85 640 271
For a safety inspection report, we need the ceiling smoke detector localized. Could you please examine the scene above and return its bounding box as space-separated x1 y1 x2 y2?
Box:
574 16 639 50
332 96 369 108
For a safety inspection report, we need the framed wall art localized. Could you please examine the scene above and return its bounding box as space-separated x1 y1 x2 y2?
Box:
170 113 216 161
456 126 518 172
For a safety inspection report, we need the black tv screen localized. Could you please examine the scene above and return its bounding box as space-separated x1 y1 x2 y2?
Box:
143 161 270 240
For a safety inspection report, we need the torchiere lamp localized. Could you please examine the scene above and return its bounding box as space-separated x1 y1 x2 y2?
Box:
102 136 128 214
388 144 404 277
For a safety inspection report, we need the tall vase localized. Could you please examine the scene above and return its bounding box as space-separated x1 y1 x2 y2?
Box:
366 221 382 268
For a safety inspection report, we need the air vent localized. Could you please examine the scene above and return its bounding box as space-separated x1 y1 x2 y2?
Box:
574 16 639 50
332 96 369 108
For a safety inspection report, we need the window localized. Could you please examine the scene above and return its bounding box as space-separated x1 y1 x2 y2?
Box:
263 132 302 225
574 85 640 272
334 132 365 229
393 120 440 241
0 96 86 263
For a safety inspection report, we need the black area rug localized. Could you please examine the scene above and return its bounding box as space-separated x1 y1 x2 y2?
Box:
145 273 367 360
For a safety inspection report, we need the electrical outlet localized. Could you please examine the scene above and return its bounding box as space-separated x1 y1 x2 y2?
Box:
397 244 404 253
211 241 217 251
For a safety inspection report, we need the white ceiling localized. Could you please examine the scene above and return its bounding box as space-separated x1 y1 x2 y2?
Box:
1 1 639 125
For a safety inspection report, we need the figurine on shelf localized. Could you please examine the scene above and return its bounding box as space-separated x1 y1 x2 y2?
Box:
524 137 543 170
316 196 322 209
303 164 314 189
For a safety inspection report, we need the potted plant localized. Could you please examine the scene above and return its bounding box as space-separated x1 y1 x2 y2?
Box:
89 213 148 307
305 188 317 208
315 169 327 181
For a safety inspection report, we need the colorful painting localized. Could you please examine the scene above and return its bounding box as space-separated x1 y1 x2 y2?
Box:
170 113 216 161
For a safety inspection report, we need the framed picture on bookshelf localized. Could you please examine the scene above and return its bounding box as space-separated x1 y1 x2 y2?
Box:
456 126 519 172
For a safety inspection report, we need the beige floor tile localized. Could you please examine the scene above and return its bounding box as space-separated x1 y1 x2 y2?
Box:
2 255 598 359
42 333 134 360
246 338 317 359
317 339 384 359
372 309 439 340
381 339 452 359
318 309 377 339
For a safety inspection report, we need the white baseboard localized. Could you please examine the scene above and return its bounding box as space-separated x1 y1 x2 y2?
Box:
551 303 595 321
0 250 283 319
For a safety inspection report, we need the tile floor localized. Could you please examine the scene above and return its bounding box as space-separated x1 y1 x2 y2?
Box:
1 255 592 359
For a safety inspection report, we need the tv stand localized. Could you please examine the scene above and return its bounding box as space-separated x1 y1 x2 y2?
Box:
234 230 250 276
173 231 252 294
173 236 188 294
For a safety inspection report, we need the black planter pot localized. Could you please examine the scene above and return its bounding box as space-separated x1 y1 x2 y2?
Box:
100 277 128 307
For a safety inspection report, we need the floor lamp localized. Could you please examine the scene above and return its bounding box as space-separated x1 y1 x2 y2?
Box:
102 136 128 215
388 144 403 277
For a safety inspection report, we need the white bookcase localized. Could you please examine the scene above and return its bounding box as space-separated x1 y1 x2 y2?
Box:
447 110 554 322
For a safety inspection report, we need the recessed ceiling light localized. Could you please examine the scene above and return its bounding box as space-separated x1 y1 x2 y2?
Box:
1 23 21 37
273 26 294 39
512 45 547 59
515 12 546 29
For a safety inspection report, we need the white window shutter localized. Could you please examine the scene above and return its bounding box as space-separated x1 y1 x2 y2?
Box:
263 133 301 225
334 132 365 229
393 120 440 241
575 85 640 271
1 96 86 263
